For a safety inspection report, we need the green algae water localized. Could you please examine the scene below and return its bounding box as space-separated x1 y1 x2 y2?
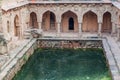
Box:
13 48 111 80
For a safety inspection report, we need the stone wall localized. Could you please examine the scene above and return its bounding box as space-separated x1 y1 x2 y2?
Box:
2 7 28 41
37 38 103 49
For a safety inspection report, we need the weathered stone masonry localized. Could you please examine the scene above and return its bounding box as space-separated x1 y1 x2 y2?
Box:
2 1 120 41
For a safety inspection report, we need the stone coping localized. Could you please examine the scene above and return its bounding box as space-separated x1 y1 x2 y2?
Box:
112 2 120 10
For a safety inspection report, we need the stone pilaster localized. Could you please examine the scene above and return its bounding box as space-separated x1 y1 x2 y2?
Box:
112 22 116 35
98 23 102 37
117 25 120 41
38 22 43 36
57 22 61 37
20 24 23 40
38 22 42 30
78 23 82 37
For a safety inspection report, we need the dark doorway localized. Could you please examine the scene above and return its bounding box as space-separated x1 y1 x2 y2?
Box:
69 17 74 30
50 12 55 30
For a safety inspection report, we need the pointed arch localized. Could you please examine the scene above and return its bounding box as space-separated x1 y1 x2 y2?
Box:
42 11 56 31
82 11 98 32
14 15 20 38
30 12 38 29
82 10 98 17
102 12 112 33
61 10 78 32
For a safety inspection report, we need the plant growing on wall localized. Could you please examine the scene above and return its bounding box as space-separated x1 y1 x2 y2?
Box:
23 54 28 61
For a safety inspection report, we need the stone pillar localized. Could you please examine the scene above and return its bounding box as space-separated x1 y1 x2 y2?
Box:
57 22 60 37
112 22 116 35
117 25 120 41
38 22 43 36
11 16 15 39
78 23 82 37
20 23 23 40
98 23 102 36
38 22 42 30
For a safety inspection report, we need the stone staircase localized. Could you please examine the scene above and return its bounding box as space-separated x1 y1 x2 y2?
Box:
102 35 120 80
23 30 32 39
23 29 42 39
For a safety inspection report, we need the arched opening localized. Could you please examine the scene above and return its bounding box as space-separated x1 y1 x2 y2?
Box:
42 11 56 31
7 21 10 33
82 11 98 32
14 15 20 38
69 17 74 30
30 12 38 29
102 12 112 33
61 11 78 32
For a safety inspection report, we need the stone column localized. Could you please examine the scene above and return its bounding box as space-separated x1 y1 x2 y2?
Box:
20 23 23 40
78 23 82 37
98 23 102 36
38 22 42 30
11 16 15 39
20 20 25 40
57 22 61 37
112 22 116 35
38 22 43 36
117 25 120 41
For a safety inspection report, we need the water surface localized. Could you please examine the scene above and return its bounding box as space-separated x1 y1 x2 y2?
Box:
13 48 111 80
